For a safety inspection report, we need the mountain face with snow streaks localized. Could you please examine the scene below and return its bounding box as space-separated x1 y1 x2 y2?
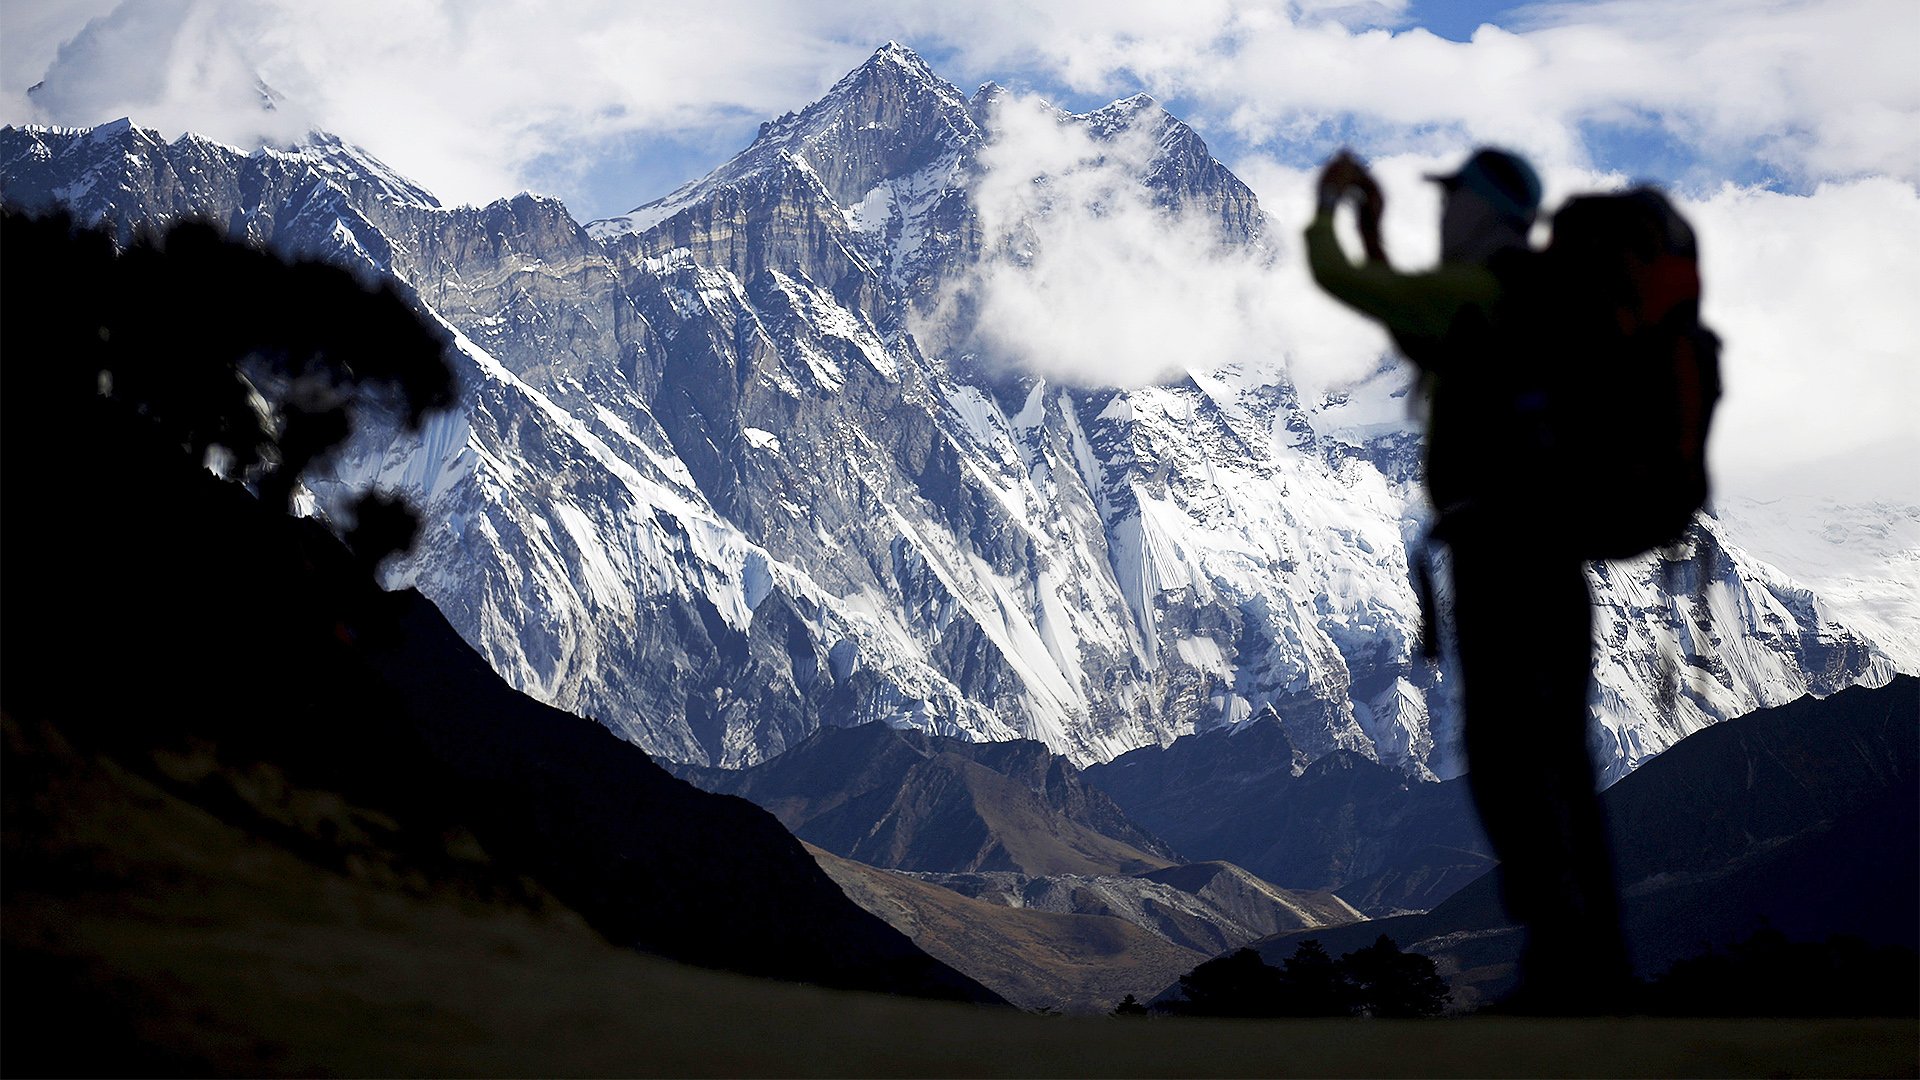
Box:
0 43 1895 779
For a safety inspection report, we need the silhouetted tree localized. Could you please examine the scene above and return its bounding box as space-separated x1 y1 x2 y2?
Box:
1111 993 1149 1017
1168 938 1452 1019
1 209 454 536
0 208 1011 1037
1 207 457 754
1277 939 1356 1017
1341 935 1451 1018
1172 948 1288 1018
344 489 427 573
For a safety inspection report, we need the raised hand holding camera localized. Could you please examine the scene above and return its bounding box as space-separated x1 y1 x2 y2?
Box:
1317 149 1387 263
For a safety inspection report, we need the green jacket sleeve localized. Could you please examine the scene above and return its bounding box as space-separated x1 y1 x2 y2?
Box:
1303 211 1501 354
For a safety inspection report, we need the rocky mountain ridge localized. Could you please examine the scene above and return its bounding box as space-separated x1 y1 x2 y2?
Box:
673 721 1179 876
0 43 1895 780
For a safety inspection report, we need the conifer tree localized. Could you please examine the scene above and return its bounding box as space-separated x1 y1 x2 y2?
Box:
1341 935 1451 1018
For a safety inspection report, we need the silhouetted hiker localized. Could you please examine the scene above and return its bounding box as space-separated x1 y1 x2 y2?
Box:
1304 149 1632 1013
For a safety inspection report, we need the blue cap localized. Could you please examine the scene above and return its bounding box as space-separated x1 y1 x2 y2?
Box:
1427 149 1542 225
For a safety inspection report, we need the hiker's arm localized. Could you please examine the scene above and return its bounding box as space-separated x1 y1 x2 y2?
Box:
1304 211 1499 346
1317 152 1388 262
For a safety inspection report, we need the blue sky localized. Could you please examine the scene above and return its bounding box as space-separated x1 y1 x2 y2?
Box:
1406 0 1516 41
2 0 1916 505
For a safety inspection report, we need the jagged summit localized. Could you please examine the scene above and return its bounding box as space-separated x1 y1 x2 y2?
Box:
1085 92 1162 124
84 116 141 140
582 42 1269 288
781 39 967 142
752 41 976 205
289 131 441 210
591 42 977 237
858 40 947 86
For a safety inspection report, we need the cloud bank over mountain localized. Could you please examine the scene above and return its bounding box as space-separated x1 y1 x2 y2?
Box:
919 92 1388 400
4 0 1915 505
9 1 1913 204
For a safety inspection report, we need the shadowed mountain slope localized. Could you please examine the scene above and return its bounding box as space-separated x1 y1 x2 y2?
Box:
1602 674 1919 881
1083 713 1491 914
8 726 1910 1078
1141 862 1362 939
675 722 1179 876
1221 676 1919 1010
919 861 1360 959
809 846 1209 1013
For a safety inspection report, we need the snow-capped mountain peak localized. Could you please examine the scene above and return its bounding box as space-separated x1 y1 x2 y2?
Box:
591 42 978 241
2 46 1898 781
288 131 441 211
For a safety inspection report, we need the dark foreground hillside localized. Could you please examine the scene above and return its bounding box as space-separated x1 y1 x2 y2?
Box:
6 714 1914 1078
1 211 1004 1072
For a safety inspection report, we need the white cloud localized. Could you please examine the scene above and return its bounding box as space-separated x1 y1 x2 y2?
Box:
916 94 1390 399
9 0 1914 210
1682 177 1920 502
1506 0 1920 185
963 0 1920 190
5 0 1914 505
7 0 909 207
18 0 316 149
0 0 120 99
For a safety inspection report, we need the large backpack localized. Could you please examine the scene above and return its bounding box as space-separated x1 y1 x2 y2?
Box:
1533 187 1722 560
1410 187 1722 659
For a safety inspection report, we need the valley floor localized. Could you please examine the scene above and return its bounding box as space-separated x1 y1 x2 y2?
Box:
5 710 1912 1080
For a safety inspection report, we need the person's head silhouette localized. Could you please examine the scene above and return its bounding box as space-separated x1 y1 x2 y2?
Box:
1427 148 1542 265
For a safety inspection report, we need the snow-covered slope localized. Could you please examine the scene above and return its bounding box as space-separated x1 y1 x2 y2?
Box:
1712 495 1920 674
0 43 1896 780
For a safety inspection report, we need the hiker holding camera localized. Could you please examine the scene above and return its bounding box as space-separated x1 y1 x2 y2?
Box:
1305 148 1647 1013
